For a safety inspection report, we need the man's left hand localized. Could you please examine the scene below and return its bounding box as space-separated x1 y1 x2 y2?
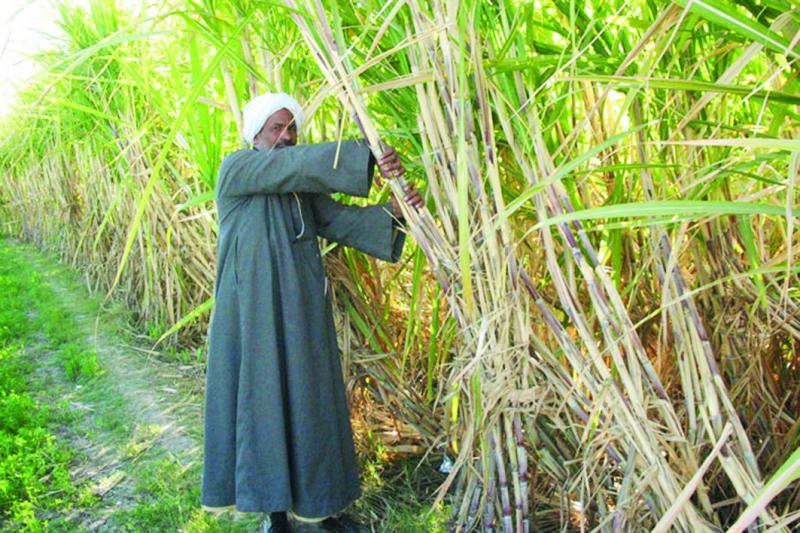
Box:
377 147 406 181
377 146 423 219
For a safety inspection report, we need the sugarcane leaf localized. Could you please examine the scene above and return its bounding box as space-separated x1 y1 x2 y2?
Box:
736 215 768 309
726 446 800 532
672 0 798 58
108 15 253 296
555 75 800 106
155 296 215 346
503 124 647 220
176 190 214 212
533 200 800 229
664 138 800 151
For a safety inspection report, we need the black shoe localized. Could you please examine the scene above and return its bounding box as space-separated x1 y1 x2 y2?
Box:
318 513 363 533
266 512 292 533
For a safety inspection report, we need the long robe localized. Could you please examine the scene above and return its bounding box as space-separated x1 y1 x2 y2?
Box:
201 140 404 517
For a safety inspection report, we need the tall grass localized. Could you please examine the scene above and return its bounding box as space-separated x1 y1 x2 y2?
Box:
1 0 798 529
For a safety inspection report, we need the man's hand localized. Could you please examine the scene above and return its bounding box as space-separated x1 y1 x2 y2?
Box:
391 182 424 220
377 147 406 182
376 146 423 219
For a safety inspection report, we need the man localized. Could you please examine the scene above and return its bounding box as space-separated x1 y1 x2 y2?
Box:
201 92 424 533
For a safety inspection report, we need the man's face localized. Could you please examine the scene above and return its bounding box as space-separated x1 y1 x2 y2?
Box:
253 108 298 150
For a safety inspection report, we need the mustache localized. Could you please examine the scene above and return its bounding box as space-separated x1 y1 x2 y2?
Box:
274 140 296 149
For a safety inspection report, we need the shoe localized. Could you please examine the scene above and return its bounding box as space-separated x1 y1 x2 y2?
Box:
318 513 363 533
265 512 292 533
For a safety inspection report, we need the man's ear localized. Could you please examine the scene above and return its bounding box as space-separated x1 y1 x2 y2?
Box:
252 122 266 147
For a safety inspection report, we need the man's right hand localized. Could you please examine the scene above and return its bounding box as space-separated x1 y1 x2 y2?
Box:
391 182 424 219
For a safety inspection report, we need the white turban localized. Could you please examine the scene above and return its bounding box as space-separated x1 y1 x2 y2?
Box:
242 92 304 144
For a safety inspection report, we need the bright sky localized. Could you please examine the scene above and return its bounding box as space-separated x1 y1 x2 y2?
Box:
0 0 85 118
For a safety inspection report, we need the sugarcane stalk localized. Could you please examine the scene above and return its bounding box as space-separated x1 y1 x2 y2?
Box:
483 435 496 532
513 414 530 533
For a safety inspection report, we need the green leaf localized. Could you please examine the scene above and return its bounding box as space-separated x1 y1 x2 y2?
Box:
665 138 800 152
175 190 214 212
727 446 800 532
503 125 647 220
109 15 253 295
672 0 798 58
736 215 767 309
155 297 215 346
555 75 800 106
533 200 800 230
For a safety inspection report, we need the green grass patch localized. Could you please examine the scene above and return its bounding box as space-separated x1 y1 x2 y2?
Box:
0 343 79 531
0 240 261 531
0 240 100 530
108 457 256 532
355 446 450 532
57 343 102 382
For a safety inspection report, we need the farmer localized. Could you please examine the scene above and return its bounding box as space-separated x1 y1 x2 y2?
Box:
201 92 424 533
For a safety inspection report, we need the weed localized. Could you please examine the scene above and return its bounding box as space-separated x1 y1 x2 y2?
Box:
38 307 76 348
354 453 449 531
0 343 78 530
0 242 89 529
57 343 102 382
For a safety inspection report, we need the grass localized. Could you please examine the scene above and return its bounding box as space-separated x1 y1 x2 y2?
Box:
0 241 91 530
0 405 76 531
355 454 449 532
0 239 227 530
107 457 246 533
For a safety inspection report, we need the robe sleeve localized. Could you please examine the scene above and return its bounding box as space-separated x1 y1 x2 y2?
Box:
215 140 375 199
309 194 406 263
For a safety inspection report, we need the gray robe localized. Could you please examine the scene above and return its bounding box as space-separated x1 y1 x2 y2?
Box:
201 140 404 517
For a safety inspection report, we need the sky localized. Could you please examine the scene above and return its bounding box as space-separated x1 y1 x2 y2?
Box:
0 0 87 118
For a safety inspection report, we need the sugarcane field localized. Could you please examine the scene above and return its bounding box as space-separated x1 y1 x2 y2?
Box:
0 0 798 531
